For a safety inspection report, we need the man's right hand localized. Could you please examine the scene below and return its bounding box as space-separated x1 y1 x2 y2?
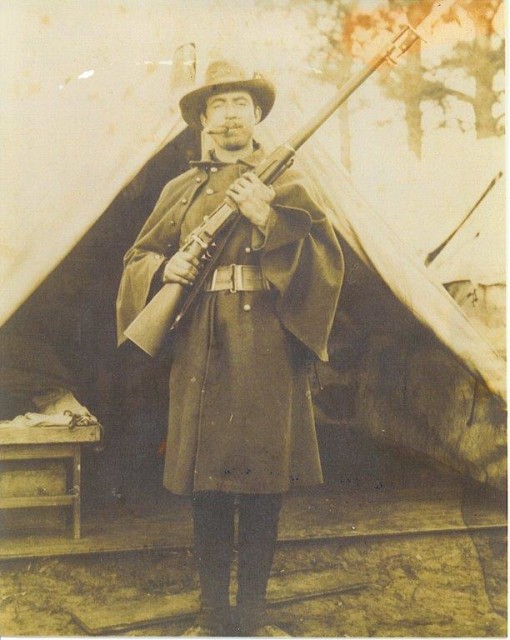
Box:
162 250 200 286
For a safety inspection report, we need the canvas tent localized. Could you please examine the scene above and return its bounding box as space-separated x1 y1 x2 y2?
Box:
428 174 505 359
0 1 506 495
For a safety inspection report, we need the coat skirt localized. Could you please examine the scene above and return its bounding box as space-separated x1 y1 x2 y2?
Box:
164 214 322 495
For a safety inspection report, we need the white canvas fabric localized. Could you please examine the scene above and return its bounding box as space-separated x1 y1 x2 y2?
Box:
428 175 505 286
1 1 505 406
0 1 188 326
254 93 506 401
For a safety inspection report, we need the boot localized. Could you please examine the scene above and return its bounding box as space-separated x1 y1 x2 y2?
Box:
189 492 236 636
235 494 283 636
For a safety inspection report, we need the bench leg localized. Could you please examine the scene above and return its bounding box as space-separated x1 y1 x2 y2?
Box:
72 447 81 539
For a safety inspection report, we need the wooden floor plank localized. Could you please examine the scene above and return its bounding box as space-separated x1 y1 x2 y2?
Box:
71 591 200 635
69 568 367 635
0 486 505 560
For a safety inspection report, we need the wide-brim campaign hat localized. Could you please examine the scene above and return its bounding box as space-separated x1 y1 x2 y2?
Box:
179 59 276 129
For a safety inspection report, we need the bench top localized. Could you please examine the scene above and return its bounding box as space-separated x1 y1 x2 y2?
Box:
0 424 102 445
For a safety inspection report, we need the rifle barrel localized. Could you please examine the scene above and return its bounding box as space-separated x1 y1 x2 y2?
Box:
123 1 458 357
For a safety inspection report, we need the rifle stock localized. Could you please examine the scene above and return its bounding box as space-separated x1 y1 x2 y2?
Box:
124 203 241 355
124 282 186 357
124 150 296 357
122 1 457 356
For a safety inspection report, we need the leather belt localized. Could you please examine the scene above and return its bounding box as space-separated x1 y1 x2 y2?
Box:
204 265 271 293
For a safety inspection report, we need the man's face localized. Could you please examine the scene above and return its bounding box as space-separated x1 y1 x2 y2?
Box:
201 90 261 151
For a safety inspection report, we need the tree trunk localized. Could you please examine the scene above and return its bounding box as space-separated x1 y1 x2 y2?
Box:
467 1 503 138
335 56 353 172
405 93 422 159
472 37 500 138
474 74 498 138
404 49 424 159
338 102 351 171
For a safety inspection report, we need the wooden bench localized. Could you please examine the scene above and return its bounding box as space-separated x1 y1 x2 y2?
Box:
0 423 102 539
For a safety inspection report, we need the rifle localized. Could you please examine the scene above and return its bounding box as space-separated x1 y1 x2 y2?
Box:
124 0 457 357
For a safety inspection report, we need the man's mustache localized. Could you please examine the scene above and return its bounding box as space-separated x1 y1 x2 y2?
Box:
204 124 243 135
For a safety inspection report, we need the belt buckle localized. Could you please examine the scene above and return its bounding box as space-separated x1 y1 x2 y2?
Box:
230 264 242 293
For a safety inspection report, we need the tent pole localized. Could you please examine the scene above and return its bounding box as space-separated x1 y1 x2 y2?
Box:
425 170 503 267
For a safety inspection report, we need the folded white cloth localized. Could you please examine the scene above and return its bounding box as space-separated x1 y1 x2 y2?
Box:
0 388 99 428
0 411 98 428
32 388 93 416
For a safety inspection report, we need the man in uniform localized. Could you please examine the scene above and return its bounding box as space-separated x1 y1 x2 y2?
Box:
117 60 344 637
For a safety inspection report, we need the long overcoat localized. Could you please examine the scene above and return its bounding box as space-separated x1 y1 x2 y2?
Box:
117 147 344 495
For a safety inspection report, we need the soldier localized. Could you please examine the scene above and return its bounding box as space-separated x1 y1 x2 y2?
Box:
117 60 344 637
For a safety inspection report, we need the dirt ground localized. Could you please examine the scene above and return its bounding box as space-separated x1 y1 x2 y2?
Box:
1 431 506 637
0 526 506 638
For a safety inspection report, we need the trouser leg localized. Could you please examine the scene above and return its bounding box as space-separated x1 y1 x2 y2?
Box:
192 491 235 634
236 493 283 634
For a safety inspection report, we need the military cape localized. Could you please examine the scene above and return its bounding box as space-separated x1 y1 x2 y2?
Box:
117 148 344 494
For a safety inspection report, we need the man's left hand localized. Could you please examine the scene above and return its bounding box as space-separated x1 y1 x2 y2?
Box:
226 172 275 231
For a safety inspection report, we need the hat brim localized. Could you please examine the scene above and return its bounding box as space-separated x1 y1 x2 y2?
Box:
179 78 275 129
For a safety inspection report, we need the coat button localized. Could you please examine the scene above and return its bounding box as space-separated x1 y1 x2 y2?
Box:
243 304 251 312
195 176 202 183
181 198 187 204
206 188 214 195
210 166 218 173
244 246 252 254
